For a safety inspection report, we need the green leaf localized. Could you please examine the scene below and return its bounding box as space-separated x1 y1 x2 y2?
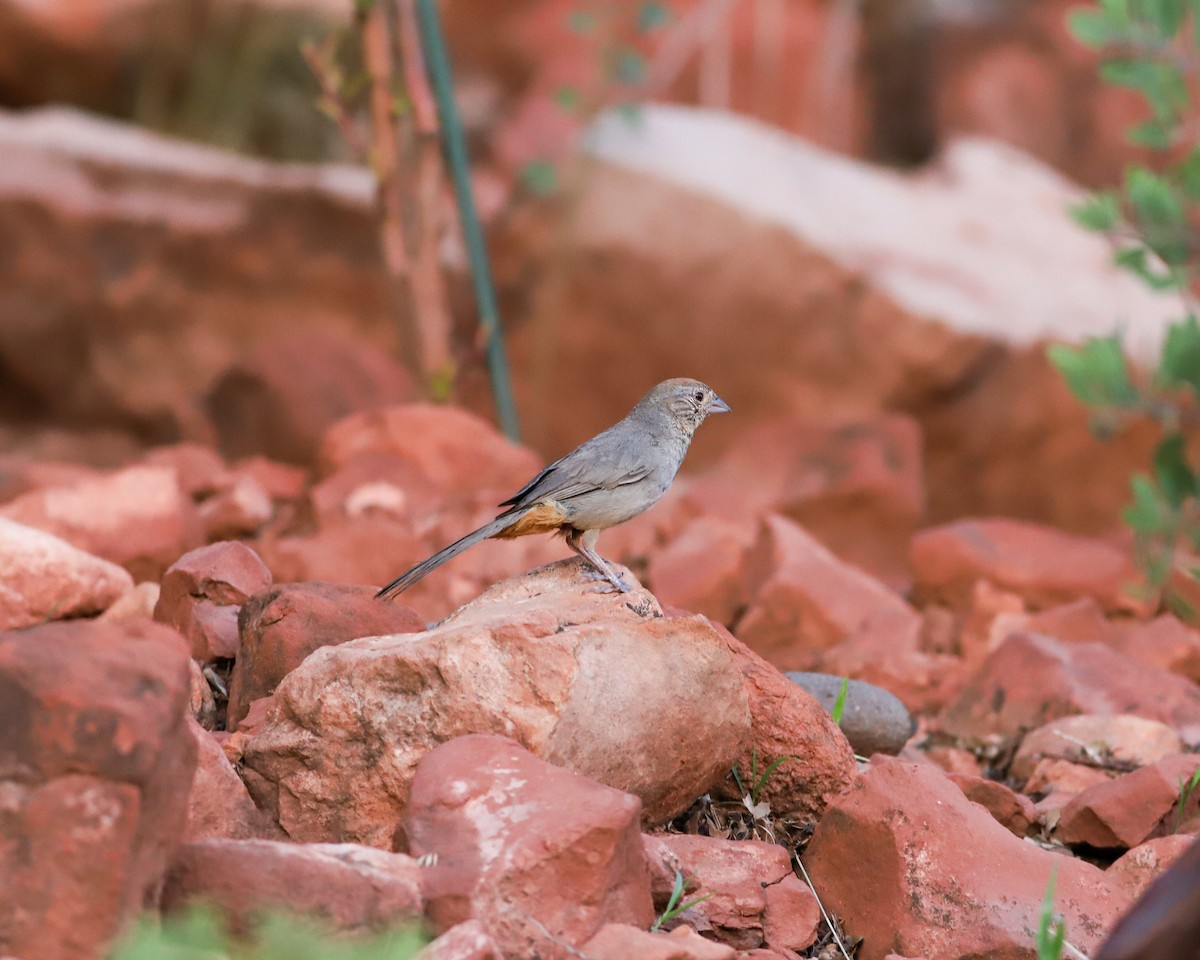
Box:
1176 148 1200 198
1139 0 1188 38
1125 473 1167 533
1069 8 1119 46
566 9 596 33
1159 315 1200 395
831 677 850 725
1101 58 1187 121
1128 117 1173 149
1071 191 1121 231
1128 166 1186 231
611 47 647 85
520 159 557 195
552 85 581 112
1101 0 1133 27
637 1 671 31
1114 245 1184 288
1047 336 1139 407
1154 433 1196 507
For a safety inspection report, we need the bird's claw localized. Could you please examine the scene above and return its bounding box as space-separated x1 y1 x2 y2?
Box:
580 567 632 593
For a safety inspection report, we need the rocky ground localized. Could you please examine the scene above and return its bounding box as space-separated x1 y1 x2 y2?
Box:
2 397 1199 960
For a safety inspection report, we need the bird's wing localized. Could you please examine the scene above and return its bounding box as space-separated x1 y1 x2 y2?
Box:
498 425 650 508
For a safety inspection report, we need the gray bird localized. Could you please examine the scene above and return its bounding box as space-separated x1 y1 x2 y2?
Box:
376 378 730 599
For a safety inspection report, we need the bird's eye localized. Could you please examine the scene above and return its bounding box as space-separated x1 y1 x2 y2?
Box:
693 390 704 401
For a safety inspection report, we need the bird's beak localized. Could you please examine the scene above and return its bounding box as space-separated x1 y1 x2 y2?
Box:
708 394 731 414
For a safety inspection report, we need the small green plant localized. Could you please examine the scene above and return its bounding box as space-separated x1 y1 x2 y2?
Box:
1036 869 1067 960
831 677 850 726
109 906 427 960
731 747 798 810
1174 765 1200 832
650 869 714 933
1052 0 1200 616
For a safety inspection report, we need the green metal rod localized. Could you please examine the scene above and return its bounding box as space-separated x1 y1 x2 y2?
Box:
415 0 521 441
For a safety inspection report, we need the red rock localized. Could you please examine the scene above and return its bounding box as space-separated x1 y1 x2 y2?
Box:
154 541 272 661
647 515 752 626
187 659 217 729
0 463 201 579
0 517 133 629
946 772 1037 837
939 632 1200 743
0 618 195 960
911 518 1145 614
736 515 921 671
820 630 965 716
582 924 736 960
242 562 750 845
142 442 231 499
415 920 499 960
317 403 541 497
233 455 308 502
1114 615 1200 684
198 473 274 540
403 735 653 957
1057 754 1200 849
164 838 423 934
184 718 278 842
684 414 924 585
923 745 982 778
0 453 98 504
803 759 1130 960
207 329 413 465
707 622 856 824
1026 758 1116 828
762 874 821 953
955 580 1028 665
308 449 446 526
1012 714 1183 783
227 580 425 728
644 833 819 953
1107 835 1197 900
99 580 160 622
1024 597 1121 644
1094 832 1200 960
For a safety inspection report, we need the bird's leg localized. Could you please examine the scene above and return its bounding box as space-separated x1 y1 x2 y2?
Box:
565 528 631 593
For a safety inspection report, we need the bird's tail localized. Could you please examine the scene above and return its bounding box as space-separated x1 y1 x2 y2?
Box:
375 509 527 600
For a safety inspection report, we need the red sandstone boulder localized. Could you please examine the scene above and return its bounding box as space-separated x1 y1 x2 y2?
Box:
736 514 921 671
1057 754 1200 849
0 516 133 629
1107 835 1198 900
643 834 819 953
804 759 1131 960
164 838 424 935
583 924 737 960
207 329 414 465
227 580 424 728
911 518 1145 614
241 561 750 845
946 772 1038 837
183 718 279 842
647 515 752 626
403 735 653 958
415 920 499 960
685 414 924 585
154 541 272 662
0 618 195 960
939 632 1200 743
707 622 857 824
317 403 541 495
0 463 201 579
1011 714 1183 783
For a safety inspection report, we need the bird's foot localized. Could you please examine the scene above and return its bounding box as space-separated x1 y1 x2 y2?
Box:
580 567 632 593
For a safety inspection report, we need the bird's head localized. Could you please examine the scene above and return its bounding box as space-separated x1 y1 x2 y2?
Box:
641 378 731 435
